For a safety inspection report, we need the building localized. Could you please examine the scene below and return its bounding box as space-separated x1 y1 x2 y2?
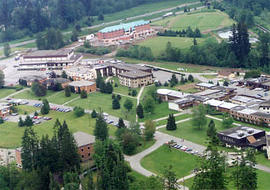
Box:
45 78 70 89
69 80 96 93
0 103 11 118
195 82 216 90
73 132 95 162
218 126 266 150
266 132 270 160
157 89 187 101
218 68 244 79
259 100 270 114
96 20 155 46
231 95 264 105
19 75 47 86
118 70 153 88
19 49 82 71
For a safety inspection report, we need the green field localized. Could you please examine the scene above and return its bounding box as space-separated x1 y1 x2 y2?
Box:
47 91 79 105
12 89 56 100
159 118 223 146
0 110 117 148
0 88 17 99
202 74 217 79
68 92 137 120
141 145 198 178
16 105 39 115
155 114 191 126
153 10 234 32
139 36 210 56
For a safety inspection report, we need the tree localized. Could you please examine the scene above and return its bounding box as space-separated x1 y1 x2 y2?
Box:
192 104 207 130
82 172 95 190
73 106 85 117
94 114 108 141
144 120 156 141
61 71 68 79
192 147 227 190
188 74 194 82
121 130 139 155
94 139 129 190
80 90 87 99
222 114 234 128
136 103 144 119
207 120 219 147
166 114 177 131
31 81 47 97
91 110 97 118
3 43 10 57
18 117 25 127
143 96 155 113
64 86 71 97
170 74 178 87
223 80 229 86
0 117 4 124
118 118 126 128
244 70 261 79
258 32 270 67
71 29 78 42
124 99 133 111
163 165 178 190
41 99 50 115
131 89 137 96
24 116 33 127
98 13 104 21
112 98 120 109
0 70 4 88
232 149 257 190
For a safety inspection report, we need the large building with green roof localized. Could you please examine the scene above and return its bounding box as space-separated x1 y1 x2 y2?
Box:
97 20 155 45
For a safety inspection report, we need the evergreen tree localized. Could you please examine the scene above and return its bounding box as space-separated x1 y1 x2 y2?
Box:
207 120 219 147
73 106 85 117
64 86 71 97
118 118 126 128
136 103 144 119
41 99 50 115
170 74 178 87
3 43 10 57
121 130 139 155
80 90 87 99
192 104 207 130
0 117 3 124
18 117 25 127
94 114 108 141
112 98 120 109
24 116 33 127
94 139 129 190
124 99 133 111
61 71 68 79
0 70 4 88
91 110 97 118
31 81 47 97
70 29 78 42
166 114 177 131
188 74 194 82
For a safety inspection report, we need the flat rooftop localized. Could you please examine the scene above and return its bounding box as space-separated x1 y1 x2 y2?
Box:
218 126 264 140
23 49 73 58
99 20 149 33
69 80 95 87
118 70 152 79
73 131 95 147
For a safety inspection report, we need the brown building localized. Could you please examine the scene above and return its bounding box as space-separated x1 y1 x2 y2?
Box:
19 75 47 86
0 103 11 118
45 78 70 89
118 70 153 88
69 81 96 93
73 132 95 162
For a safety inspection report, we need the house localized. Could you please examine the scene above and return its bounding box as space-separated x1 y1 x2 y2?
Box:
69 80 96 93
0 103 11 118
19 75 47 86
217 126 266 150
96 20 155 46
73 132 95 162
45 78 70 89
18 49 82 71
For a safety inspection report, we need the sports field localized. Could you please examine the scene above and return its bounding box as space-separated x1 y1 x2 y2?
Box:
152 10 234 32
138 36 216 56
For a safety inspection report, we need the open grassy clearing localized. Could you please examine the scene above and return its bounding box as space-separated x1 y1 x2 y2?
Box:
0 110 116 148
138 36 215 56
153 10 234 32
47 91 80 105
202 74 217 79
141 145 198 178
119 57 221 73
12 89 56 100
0 88 17 99
68 92 137 120
16 105 39 115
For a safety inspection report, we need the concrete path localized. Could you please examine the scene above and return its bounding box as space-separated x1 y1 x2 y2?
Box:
62 96 80 106
113 92 137 99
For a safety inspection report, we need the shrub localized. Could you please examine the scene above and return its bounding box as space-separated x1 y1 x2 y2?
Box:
74 107 85 117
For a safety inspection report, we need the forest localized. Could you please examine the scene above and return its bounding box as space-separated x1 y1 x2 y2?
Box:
0 0 170 43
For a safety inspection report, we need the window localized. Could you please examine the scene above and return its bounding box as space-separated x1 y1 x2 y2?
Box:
88 147 90 149
82 155 84 158
81 149 84 152
88 153 90 156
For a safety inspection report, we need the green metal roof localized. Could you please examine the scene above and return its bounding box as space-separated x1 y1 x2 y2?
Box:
99 20 149 33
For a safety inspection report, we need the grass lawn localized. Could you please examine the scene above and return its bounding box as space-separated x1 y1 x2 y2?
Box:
119 57 221 73
47 91 79 105
134 139 156 155
153 10 234 32
181 88 200 93
155 114 191 126
0 111 117 148
159 118 223 146
256 152 270 168
138 36 209 56
111 77 140 97
202 74 217 79
141 145 198 178
12 89 56 100
68 92 137 120
16 105 39 115
0 88 17 99
139 102 178 122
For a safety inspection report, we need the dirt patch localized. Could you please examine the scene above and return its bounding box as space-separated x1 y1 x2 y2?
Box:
176 83 196 91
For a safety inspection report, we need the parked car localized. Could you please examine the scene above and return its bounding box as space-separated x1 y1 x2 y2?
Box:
11 113 18 116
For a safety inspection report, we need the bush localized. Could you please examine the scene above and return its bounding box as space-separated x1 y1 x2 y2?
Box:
80 90 88 99
131 90 137 97
74 107 85 117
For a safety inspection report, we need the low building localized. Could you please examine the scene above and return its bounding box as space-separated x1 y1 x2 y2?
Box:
45 78 70 89
73 132 95 162
157 89 187 101
19 49 82 71
259 100 270 114
0 103 11 118
19 75 47 86
231 95 264 105
195 83 216 90
169 97 195 111
118 70 153 88
64 66 97 81
218 126 266 150
69 80 96 93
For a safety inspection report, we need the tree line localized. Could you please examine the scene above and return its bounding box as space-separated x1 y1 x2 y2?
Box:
158 27 202 38
0 0 176 43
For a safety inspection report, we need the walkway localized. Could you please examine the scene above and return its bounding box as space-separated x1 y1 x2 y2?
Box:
0 88 29 101
62 96 80 106
136 86 144 122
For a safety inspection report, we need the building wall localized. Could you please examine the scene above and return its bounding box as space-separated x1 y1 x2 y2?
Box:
118 75 153 88
0 107 10 118
73 83 97 93
78 144 94 162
